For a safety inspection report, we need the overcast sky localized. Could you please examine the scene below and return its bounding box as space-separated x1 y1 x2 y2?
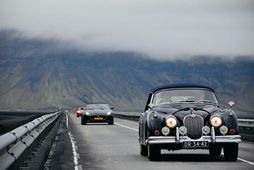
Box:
0 0 254 60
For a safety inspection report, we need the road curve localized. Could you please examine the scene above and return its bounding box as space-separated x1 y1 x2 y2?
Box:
67 112 254 170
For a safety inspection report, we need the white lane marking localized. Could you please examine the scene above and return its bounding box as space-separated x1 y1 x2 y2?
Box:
221 151 254 166
115 122 138 132
66 113 69 127
238 157 254 165
66 114 82 170
116 121 254 166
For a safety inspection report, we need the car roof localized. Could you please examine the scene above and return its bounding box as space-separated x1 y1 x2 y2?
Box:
78 107 85 109
150 84 215 93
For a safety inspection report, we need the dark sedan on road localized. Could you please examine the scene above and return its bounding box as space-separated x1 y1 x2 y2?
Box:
139 85 241 161
81 103 114 125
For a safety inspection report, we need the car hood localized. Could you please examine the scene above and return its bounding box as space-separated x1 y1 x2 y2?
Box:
86 109 111 115
151 104 222 120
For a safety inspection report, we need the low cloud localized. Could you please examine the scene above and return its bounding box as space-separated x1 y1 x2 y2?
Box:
0 0 254 60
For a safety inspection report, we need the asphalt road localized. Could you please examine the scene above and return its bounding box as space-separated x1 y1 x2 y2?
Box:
64 112 254 170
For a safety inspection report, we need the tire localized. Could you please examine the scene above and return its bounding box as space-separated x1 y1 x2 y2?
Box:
140 144 148 156
108 117 114 125
209 144 222 156
148 144 160 161
223 143 238 161
81 117 87 125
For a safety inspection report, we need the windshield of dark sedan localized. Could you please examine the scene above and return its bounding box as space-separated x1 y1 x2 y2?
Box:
152 88 218 105
86 104 110 110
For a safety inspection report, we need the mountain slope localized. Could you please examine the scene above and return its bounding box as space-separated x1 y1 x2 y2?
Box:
0 30 254 118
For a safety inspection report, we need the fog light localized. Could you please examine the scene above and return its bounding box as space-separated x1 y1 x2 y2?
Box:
229 128 236 135
202 126 210 135
161 126 170 136
219 125 228 135
154 130 160 136
179 126 187 135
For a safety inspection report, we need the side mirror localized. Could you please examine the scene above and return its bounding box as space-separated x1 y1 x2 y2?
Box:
228 101 235 107
148 104 153 109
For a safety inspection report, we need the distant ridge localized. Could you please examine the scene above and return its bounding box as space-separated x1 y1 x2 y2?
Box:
0 30 254 118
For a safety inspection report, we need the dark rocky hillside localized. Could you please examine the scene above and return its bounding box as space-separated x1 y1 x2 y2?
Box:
0 30 254 118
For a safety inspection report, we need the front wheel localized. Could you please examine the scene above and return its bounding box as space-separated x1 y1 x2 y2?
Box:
108 117 114 125
140 144 148 156
224 143 238 161
81 117 87 125
209 144 222 156
148 144 160 161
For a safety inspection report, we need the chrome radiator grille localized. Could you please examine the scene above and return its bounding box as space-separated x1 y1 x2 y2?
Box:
183 115 204 139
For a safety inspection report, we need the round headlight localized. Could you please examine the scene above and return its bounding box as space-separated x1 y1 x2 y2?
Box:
85 112 90 115
166 116 177 128
210 115 222 127
107 111 112 115
161 126 170 136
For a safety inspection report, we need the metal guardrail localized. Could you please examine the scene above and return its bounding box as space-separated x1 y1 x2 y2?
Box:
0 111 61 170
238 119 254 128
238 119 254 141
113 111 140 121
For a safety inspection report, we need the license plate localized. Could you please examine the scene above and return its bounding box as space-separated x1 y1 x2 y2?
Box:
182 141 209 148
94 117 103 120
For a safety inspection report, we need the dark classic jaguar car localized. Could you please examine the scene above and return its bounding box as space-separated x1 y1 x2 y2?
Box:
139 85 241 161
81 103 114 125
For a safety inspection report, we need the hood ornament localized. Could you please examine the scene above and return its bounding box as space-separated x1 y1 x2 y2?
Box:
190 108 196 117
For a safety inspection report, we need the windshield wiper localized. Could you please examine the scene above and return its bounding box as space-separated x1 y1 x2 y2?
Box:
174 100 195 103
152 102 172 107
196 100 217 104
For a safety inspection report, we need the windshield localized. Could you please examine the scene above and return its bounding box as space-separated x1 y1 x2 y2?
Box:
152 88 218 106
86 104 110 110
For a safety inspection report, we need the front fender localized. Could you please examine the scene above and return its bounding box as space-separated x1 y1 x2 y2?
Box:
212 109 239 135
221 110 239 134
146 111 165 135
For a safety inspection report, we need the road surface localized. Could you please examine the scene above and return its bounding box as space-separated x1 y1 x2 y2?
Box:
51 112 254 170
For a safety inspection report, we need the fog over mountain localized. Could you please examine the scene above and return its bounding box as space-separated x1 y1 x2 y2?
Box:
0 30 254 118
1 0 254 60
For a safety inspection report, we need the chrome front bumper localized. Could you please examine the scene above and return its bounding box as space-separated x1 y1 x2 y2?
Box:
147 135 241 144
146 127 241 145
